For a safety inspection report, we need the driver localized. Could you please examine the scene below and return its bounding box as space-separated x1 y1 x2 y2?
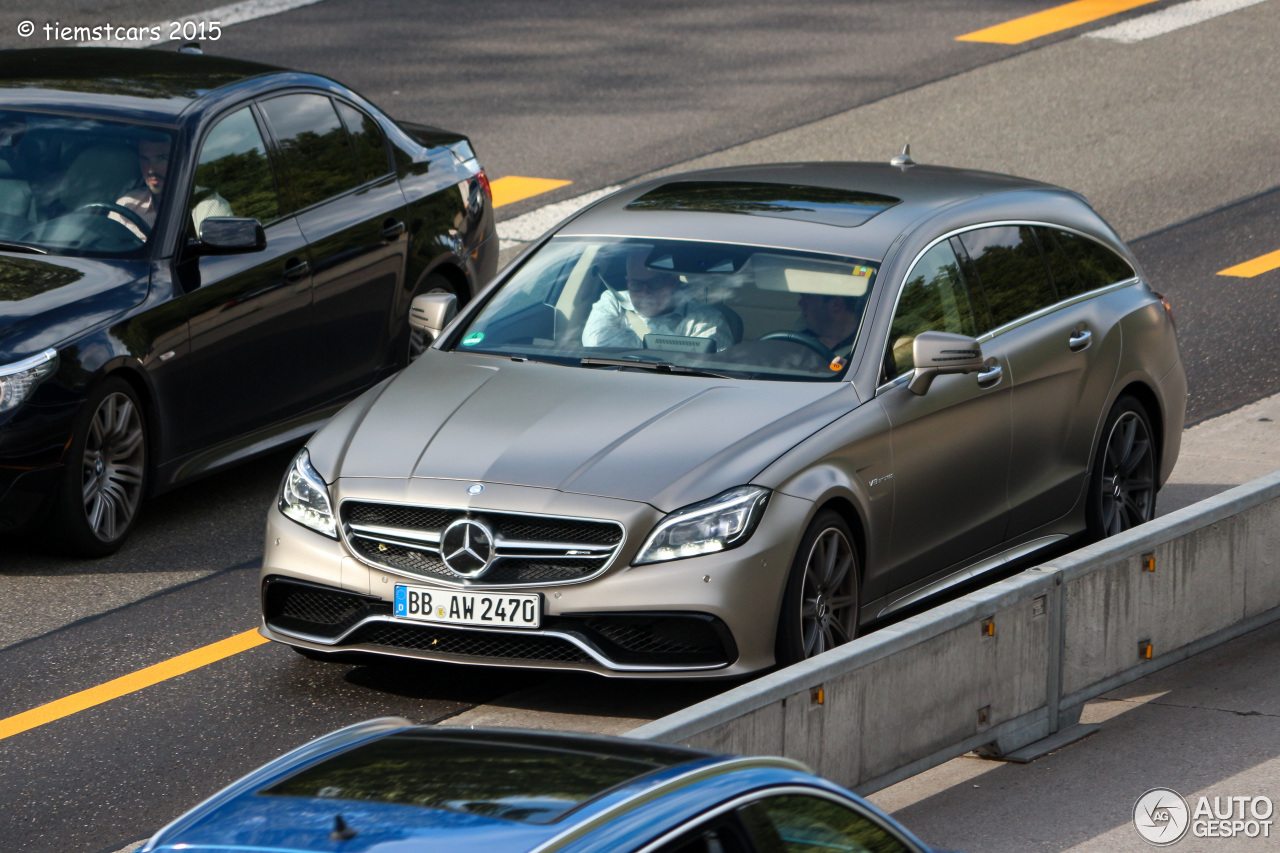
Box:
797 293 862 351
110 135 231 240
582 251 734 351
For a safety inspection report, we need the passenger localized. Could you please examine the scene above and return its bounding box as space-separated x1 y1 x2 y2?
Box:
582 251 734 351
110 135 231 240
797 293 862 351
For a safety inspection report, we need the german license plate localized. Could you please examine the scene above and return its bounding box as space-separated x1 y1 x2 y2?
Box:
393 584 541 629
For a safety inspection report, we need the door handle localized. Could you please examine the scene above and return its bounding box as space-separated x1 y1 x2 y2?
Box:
283 258 310 281
976 362 1003 389
1068 328 1092 352
381 220 406 241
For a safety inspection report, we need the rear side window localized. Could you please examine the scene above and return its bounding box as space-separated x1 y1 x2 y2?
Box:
958 226 1056 328
260 93 362 211
1044 228 1135 295
334 101 390 182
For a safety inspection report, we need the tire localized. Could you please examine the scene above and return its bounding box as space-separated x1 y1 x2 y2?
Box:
51 377 149 557
407 273 462 364
1086 395 1158 541
775 510 860 667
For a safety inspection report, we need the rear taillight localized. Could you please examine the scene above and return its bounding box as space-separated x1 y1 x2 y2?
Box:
474 168 492 204
1152 290 1176 331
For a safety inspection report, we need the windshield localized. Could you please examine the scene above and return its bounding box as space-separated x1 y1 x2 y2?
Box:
452 237 879 381
0 110 175 258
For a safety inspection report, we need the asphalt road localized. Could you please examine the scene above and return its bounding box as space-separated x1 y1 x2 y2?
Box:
2 1 1279 851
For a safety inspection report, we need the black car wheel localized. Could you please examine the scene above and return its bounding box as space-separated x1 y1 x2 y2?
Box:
52 377 148 557
407 274 461 363
776 510 859 666
1087 395 1157 540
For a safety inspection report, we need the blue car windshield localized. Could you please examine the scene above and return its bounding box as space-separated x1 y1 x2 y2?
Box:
0 110 176 258
452 237 880 382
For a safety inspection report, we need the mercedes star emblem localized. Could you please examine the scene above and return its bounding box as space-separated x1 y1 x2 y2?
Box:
440 519 495 577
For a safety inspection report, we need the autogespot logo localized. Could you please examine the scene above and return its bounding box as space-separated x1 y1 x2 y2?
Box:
1134 788 1191 846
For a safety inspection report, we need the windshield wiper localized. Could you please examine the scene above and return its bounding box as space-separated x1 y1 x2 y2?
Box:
0 241 48 255
580 357 735 379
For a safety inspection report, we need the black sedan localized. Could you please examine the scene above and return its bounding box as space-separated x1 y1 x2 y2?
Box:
0 48 497 555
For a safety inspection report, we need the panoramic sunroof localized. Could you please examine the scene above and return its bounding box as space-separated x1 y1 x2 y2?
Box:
626 181 901 227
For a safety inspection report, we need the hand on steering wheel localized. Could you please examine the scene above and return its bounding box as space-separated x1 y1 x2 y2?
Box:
758 329 836 360
75 202 152 237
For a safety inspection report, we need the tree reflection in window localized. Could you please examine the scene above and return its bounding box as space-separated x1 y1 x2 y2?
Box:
886 241 977 378
741 795 910 853
260 94 362 211
191 107 279 226
959 226 1057 328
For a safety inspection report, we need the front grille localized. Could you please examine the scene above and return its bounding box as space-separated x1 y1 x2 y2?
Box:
347 622 591 663
262 579 389 639
340 501 624 587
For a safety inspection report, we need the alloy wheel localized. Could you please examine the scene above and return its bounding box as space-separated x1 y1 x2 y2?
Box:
1098 410 1156 536
799 527 857 657
81 391 146 542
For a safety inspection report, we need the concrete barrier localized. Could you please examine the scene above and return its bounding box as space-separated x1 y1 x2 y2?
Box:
627 469 1280 795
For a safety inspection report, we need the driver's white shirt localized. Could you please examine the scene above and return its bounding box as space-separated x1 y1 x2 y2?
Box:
582 290 734 351
110 188 158 240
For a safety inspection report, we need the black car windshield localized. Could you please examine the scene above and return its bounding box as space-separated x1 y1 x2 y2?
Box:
452 237 879 381
0 110 175 258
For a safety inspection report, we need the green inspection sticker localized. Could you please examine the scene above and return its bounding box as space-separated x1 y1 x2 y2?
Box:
462 332 484 346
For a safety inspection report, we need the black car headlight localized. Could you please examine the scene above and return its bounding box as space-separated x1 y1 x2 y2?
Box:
0 349 58 414
634 486 771 565
279 449 338 539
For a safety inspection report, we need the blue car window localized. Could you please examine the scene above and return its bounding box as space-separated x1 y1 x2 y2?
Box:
740 795 910 853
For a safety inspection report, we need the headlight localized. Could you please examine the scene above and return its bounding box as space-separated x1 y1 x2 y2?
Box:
279 449 337 538
634 485 771 565
0 349 58 414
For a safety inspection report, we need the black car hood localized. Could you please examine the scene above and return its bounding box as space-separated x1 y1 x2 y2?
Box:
0 253 149 362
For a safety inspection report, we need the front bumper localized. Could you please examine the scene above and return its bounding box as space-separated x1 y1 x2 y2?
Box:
260 478 815 678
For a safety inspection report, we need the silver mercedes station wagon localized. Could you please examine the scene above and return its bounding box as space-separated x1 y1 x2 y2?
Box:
259 159 1185 678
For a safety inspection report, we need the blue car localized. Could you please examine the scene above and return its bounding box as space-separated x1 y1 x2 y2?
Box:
141 718 937 853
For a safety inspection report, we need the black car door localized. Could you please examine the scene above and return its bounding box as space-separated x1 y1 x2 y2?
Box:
258 92 409 404
170 104 314 460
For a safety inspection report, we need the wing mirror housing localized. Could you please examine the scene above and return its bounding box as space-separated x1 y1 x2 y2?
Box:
908 331 985 395
196 217 266 255
409 292 458 344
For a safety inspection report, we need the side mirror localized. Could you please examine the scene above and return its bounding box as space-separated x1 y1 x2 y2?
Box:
409 292 458 344
196 217 266 254
907 331 984 395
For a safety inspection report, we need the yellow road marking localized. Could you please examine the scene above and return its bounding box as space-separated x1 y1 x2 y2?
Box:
957 0 1161 44
0 629 268 742
490 176 572 208
1219 249 1280 278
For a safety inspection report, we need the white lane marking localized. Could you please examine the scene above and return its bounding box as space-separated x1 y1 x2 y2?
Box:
80 0 330 48
497 184 623 250
1084 0 1271 43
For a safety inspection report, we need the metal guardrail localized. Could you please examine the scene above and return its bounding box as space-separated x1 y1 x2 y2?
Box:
627 469 1280 795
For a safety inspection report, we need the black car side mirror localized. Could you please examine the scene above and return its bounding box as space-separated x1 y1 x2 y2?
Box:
195 217 266 255
908 330 984 395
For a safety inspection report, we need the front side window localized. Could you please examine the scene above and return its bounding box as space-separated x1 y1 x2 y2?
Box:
740 795 911 853
451 237 880 382
259 93 362 211
958 225 1056 328
0 109 176 257
190 107 280 233
884 240 979 380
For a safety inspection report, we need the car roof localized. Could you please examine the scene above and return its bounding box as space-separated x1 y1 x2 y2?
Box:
148 721 820 853
557 161 1078 262
0 48 283 125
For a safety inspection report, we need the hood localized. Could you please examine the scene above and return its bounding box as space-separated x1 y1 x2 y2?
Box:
0 253 149 362
309 351 862 511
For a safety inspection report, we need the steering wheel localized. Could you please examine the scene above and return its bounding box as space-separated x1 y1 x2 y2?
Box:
759 330 836 360
74 202 152 237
